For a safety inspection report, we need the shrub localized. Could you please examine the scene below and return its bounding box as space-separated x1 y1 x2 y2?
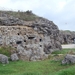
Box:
0 46 16 57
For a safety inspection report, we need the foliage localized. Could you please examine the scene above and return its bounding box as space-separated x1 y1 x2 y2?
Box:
0 46 16 57
0 10 39 21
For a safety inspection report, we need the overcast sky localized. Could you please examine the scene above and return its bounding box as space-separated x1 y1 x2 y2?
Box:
0 0 75 31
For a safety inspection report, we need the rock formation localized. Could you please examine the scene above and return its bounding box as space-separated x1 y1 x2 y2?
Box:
0 12 62 61
59 30 75 44
0 14 25 25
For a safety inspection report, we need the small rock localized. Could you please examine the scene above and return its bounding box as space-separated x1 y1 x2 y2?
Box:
10 53 19 61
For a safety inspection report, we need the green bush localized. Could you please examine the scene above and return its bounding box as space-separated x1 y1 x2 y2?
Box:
0 46 16 56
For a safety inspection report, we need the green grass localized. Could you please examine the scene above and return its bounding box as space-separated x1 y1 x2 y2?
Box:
0 59 75 75
55 65 75 75
52 48 75 54
0 48 75 75
0 60 74 75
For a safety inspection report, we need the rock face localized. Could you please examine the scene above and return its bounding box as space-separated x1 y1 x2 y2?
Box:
0 12 25 26
62 54 75 64
0 13 62 61
0 54 9 64
0 16 25 26
59 31 75 44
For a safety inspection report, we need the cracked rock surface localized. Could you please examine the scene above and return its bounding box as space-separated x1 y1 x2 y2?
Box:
0 13 62 61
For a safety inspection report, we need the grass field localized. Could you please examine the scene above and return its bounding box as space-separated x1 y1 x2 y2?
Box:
0 48 75 75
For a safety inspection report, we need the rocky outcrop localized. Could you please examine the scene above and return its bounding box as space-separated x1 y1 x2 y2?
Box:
0 16 25 26
62 54 75 64
0 54 9 64
0 12 62 61
59 31 75 44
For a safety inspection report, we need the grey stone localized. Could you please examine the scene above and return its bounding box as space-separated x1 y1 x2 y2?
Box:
0 54 9 64
0 14 25 26
55 41 62 50
62 54 75 64
10 53 19 61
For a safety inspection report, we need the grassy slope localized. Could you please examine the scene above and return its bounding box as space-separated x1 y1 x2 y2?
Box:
0 48 75 75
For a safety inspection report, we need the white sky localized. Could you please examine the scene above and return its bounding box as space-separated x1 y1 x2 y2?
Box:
0 0 75 31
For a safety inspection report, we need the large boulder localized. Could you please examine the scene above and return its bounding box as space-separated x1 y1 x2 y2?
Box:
62 54 75 64
0 54 9 64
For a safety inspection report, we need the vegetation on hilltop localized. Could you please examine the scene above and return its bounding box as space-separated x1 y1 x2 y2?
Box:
0 10 39 21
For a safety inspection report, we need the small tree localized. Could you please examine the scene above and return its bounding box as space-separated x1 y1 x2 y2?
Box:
25 10 32 14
